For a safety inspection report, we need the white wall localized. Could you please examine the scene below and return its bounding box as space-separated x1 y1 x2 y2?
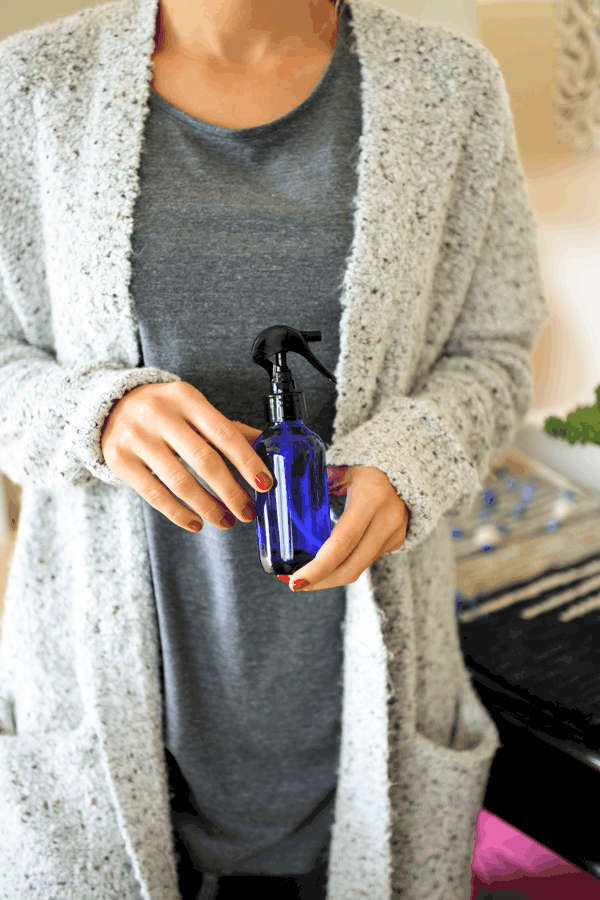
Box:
524 152 600 427
1 0 477 45
388 0 477 38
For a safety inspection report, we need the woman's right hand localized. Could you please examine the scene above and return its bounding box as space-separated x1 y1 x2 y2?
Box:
100 381 273 533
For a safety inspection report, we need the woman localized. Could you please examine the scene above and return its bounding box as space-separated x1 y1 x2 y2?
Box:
0 1 549 899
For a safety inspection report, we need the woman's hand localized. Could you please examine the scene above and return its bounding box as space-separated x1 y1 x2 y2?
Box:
100 382 273 533
280 465 410 592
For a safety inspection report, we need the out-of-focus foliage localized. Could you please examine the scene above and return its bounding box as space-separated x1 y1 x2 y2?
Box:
544 385 600 444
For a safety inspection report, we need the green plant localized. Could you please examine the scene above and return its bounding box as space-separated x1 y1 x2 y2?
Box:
544 383 600 446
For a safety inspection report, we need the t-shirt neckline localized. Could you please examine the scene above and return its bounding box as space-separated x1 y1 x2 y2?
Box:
148 6 352 138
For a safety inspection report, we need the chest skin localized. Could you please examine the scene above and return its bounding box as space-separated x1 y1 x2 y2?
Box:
150 18 338 130
152 47 338 129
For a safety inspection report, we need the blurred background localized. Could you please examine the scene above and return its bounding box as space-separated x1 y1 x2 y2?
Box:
1 2 600 898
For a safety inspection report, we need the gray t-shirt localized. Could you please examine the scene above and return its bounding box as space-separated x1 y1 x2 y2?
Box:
129 3 361 879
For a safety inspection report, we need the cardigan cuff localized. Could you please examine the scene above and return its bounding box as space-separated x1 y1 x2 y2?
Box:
325 398 483 554
68 366 183 488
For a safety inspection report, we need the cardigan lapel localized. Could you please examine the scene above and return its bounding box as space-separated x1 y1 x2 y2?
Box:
74 0 424 895
325 0 423 444
71 0 164 367
329 0 419 442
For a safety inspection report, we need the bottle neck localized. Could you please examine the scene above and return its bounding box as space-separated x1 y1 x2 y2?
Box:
264 390 307 424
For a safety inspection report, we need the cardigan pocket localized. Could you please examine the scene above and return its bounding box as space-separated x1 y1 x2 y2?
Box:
390 676 501 900
0 716 143 899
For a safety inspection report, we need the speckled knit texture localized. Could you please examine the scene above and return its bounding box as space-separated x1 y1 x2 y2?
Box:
0 0 549 898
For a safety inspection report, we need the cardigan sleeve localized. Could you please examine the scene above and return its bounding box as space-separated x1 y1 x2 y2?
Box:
0 273 183 489
325 63 550 556
0 32 183 491
0 304 182 490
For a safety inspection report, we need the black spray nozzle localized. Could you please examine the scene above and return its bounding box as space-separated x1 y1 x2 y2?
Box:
250 325 337 386
250 325 337 424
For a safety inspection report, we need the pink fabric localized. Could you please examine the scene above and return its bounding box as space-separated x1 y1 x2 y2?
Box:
472 808 574 879
470 809 600 899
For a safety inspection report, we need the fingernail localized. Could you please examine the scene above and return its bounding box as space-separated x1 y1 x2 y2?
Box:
220 513 235 528
242 502 257 521
277 575 290 582
188 520 203 532
255 473 273 490
291 579 310 592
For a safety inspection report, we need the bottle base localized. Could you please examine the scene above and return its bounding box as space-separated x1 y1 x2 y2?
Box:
270 551 315 576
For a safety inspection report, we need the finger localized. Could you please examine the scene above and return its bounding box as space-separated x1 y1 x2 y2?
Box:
146 442 250 529
170 386 275 496
294 507 396 591
148 432 258 530
378 498 409 555
289 489 376 590
161 398 274 517
119 451 226 533
380 521 409 555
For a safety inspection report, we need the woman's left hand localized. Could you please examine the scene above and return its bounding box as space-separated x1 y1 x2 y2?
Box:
281 465 410 592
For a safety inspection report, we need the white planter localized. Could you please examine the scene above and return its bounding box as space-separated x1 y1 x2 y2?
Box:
514 421 600 496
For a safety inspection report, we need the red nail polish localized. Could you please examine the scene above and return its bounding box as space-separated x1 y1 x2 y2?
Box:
277 575 290 582
255 473 272 490
292 579 310 592
188 521 203 532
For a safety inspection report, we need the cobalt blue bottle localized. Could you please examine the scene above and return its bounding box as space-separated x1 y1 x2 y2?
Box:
250 325 337 576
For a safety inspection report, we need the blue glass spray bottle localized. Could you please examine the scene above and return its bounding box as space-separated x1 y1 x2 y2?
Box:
250 325 337 576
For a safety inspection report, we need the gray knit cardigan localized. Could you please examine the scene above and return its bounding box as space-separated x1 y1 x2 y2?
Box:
0 0 550 897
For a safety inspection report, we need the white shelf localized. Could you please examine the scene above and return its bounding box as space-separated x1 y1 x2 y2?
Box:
514 420 600 497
